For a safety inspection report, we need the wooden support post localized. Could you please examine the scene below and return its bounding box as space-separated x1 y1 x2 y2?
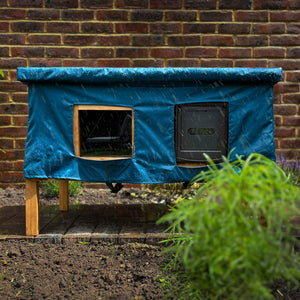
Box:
25 179 39 236
59 180 69 211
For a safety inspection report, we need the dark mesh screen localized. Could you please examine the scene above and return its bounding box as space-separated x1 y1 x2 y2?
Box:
79 110 132 157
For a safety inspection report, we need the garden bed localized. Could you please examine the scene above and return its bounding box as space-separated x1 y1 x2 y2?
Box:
0 187 300 299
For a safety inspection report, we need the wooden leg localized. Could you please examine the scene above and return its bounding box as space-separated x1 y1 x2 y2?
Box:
59 180 69 211
25 179 39 236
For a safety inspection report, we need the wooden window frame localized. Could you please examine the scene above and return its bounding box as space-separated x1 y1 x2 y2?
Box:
73 105 134 161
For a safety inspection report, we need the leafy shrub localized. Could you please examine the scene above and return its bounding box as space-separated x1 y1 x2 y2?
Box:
158 153 300 300
277 154 300 186
41 181 82 198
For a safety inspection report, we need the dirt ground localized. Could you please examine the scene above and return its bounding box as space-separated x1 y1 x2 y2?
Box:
1 187 300 299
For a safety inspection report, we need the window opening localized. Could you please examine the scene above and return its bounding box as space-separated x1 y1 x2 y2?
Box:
74 105 133 160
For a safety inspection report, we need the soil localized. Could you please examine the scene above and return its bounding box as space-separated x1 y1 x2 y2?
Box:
1 187 300 299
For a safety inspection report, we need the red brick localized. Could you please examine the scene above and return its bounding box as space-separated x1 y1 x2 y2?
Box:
46 47 79 58
287 48 300 58
132 59 164 67
0 9 26 19
0 139 13 149
0 171 24 183
184 0 216 9
273 104 297 115
45 0 78 8
183 23 215 34
283 94 300 104
14 116 28 126
0 127 27 137
274 116 282 126
96 10 128 21
0 149 24 160
0 116 11 126
273 83 299 93
269 59 300 70
63 35 97 46
219 48 251 58
116 23 148 33
28 9 60 20
97 35 130 46
186 47 218 58
47 22 79 33
131 10 163 21
61 10 93 20
150 0 181 9
234 60 268 68
0 92 9 103
219 0 252 9
132 35 164 46
218 23 250 34
286 71 300 82
200 11 232 21
10 0 42 6
235 11 268 22
202 35 234 46
0 22 9 32
201 59 233 67
271 35 300 46
254 0 288 9
29 58 62 67
151 48 183 58
282 116 300 126
165 11 197 21
15 160 24 171
81 48 114 58
253 23 285 34
289 0 300 8
166 59 199 67
12 47 44 58
116 48 148 58
274 127 296 138
0 34 25 45
97 59 130 67
28 34 60 45
0 47 9 56
236 35 268 46
63 59 98 67
275 150 295 159
0 58 27 69
0 161 14 172
11 21 44 33
81 0 112 8
273 92 281 104
0 82 27 92
11 93 27 103
270 11 300 22
287 23 300 34
168 35 200 46
81 23 113 33
150 23 181 34
115 0 148 8
0 103 28 114
254 47 285 58
280 139 300 149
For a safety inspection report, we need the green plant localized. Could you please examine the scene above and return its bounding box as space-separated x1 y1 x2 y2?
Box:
277 154 300 186
41 181 82 198
158 153 300 300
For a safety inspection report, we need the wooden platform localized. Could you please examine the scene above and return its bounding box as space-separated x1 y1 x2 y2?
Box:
0 203 170 244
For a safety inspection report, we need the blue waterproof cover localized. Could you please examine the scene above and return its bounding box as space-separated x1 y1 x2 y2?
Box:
18 67 282 184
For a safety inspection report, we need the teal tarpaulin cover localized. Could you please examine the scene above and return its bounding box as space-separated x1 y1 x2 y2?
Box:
17 67 282 184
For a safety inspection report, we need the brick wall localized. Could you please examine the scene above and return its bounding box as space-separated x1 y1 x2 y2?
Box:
0 0 300 187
